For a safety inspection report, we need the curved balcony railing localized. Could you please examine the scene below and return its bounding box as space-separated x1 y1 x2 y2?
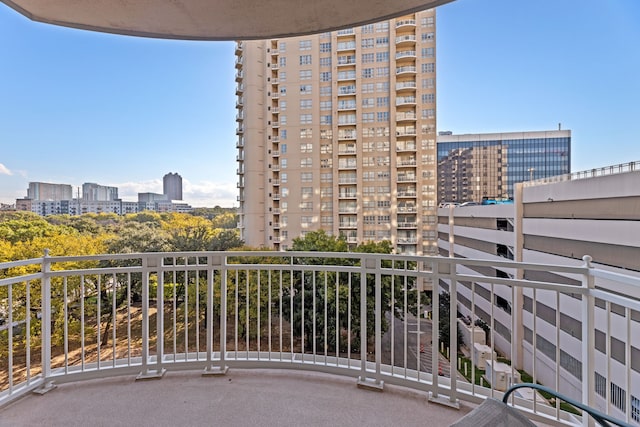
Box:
1 251 639 426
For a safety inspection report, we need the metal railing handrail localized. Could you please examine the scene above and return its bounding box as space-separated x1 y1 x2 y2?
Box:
1 251 639 426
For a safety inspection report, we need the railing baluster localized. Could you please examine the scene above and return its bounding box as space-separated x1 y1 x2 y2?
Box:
34 249 55 394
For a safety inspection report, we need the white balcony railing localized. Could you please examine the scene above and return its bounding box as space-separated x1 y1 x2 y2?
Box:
1 251 639 426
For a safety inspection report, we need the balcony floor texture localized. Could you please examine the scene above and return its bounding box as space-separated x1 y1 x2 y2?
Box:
1 369 476 427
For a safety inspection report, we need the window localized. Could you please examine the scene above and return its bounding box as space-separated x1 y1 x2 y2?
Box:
377 201 390 208
362 113 375 123
300 143 313 153
279 71 287 81
320 129 333 139
632 395 640 423
421 63 435 73
278 41 286 52
363 171 375 181
300 158 312 168
377 112 389 122
300 114 312 124
611 382 626 412
422 32 434 42
362 83 374 93
375 22 389 32
320 115 332 125
362 24 374 33
376 97 389 107
376 127 389 136
363 186 375 195
280 130 287 139
299 70 312 80
300 128 313 138
319 42 331 52
595 372 606 398
364 215 375 225
421 16 434 28
422 93 435 104
301 172 313 182
362 98 374 108
280 115 287 125
320 86 332 96
361 38 374 49
376 67 389 77
421 47 434 58
280 144 287 154
281 172 288 183
362 53 374 63
281 158 287 168
362 156 375 166
320 144 332 154
280 100 287 110
320 158 332 168
377 215 390 223
279 86 287 96
376 52 389 62
362 128 375 137
299 54 312 65
321 216 333 225
422 109 435 119
376 82 389 92
422 78 434 89
281 187 289 197
362 68 373 79
301 216 312 226
298 40 311 50
320 101 332 110
279 56 287 67
320 71 331 82
320 187 332 197
319 57 332 67
375 37 388 46
301 187 313 196
300 99 312 109
376 156 389 166
320 173 332 182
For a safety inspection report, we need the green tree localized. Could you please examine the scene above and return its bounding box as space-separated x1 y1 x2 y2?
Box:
284 231 417 354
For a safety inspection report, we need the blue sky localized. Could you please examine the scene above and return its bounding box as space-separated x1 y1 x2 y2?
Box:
1 0 639 207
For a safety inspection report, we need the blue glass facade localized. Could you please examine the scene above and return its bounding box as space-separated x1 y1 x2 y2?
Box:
437 133 571 203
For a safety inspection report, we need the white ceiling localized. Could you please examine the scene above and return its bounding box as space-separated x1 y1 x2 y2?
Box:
1 0 455 40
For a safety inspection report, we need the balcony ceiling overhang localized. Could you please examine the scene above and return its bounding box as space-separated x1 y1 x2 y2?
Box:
1 0 455 41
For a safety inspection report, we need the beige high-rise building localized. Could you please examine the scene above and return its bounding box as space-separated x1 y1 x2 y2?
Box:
236 10 437 255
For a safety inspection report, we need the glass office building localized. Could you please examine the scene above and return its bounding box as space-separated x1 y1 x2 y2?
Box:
437 130 571 203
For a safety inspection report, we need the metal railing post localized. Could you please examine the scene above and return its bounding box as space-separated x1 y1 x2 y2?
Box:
581 255 595 427
357 256 383 390
137 254 165 380
34 249 56 394
204 255 228 375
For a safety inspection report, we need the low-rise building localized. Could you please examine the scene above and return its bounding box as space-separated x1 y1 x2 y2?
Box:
437 161 640 420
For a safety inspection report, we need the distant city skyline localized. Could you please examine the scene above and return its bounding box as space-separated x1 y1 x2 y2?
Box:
1 0 639 208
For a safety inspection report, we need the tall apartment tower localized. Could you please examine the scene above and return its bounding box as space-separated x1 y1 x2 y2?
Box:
236 10 437 254
163 172 183 201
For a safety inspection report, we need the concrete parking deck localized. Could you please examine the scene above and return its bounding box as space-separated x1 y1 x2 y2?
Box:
1 369 475 427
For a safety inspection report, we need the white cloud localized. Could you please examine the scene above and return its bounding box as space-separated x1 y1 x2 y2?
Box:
115 179 163 200
183 180 237 208
0 163 13 176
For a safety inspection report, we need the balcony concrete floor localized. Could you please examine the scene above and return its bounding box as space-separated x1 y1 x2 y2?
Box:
1 369 476 427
